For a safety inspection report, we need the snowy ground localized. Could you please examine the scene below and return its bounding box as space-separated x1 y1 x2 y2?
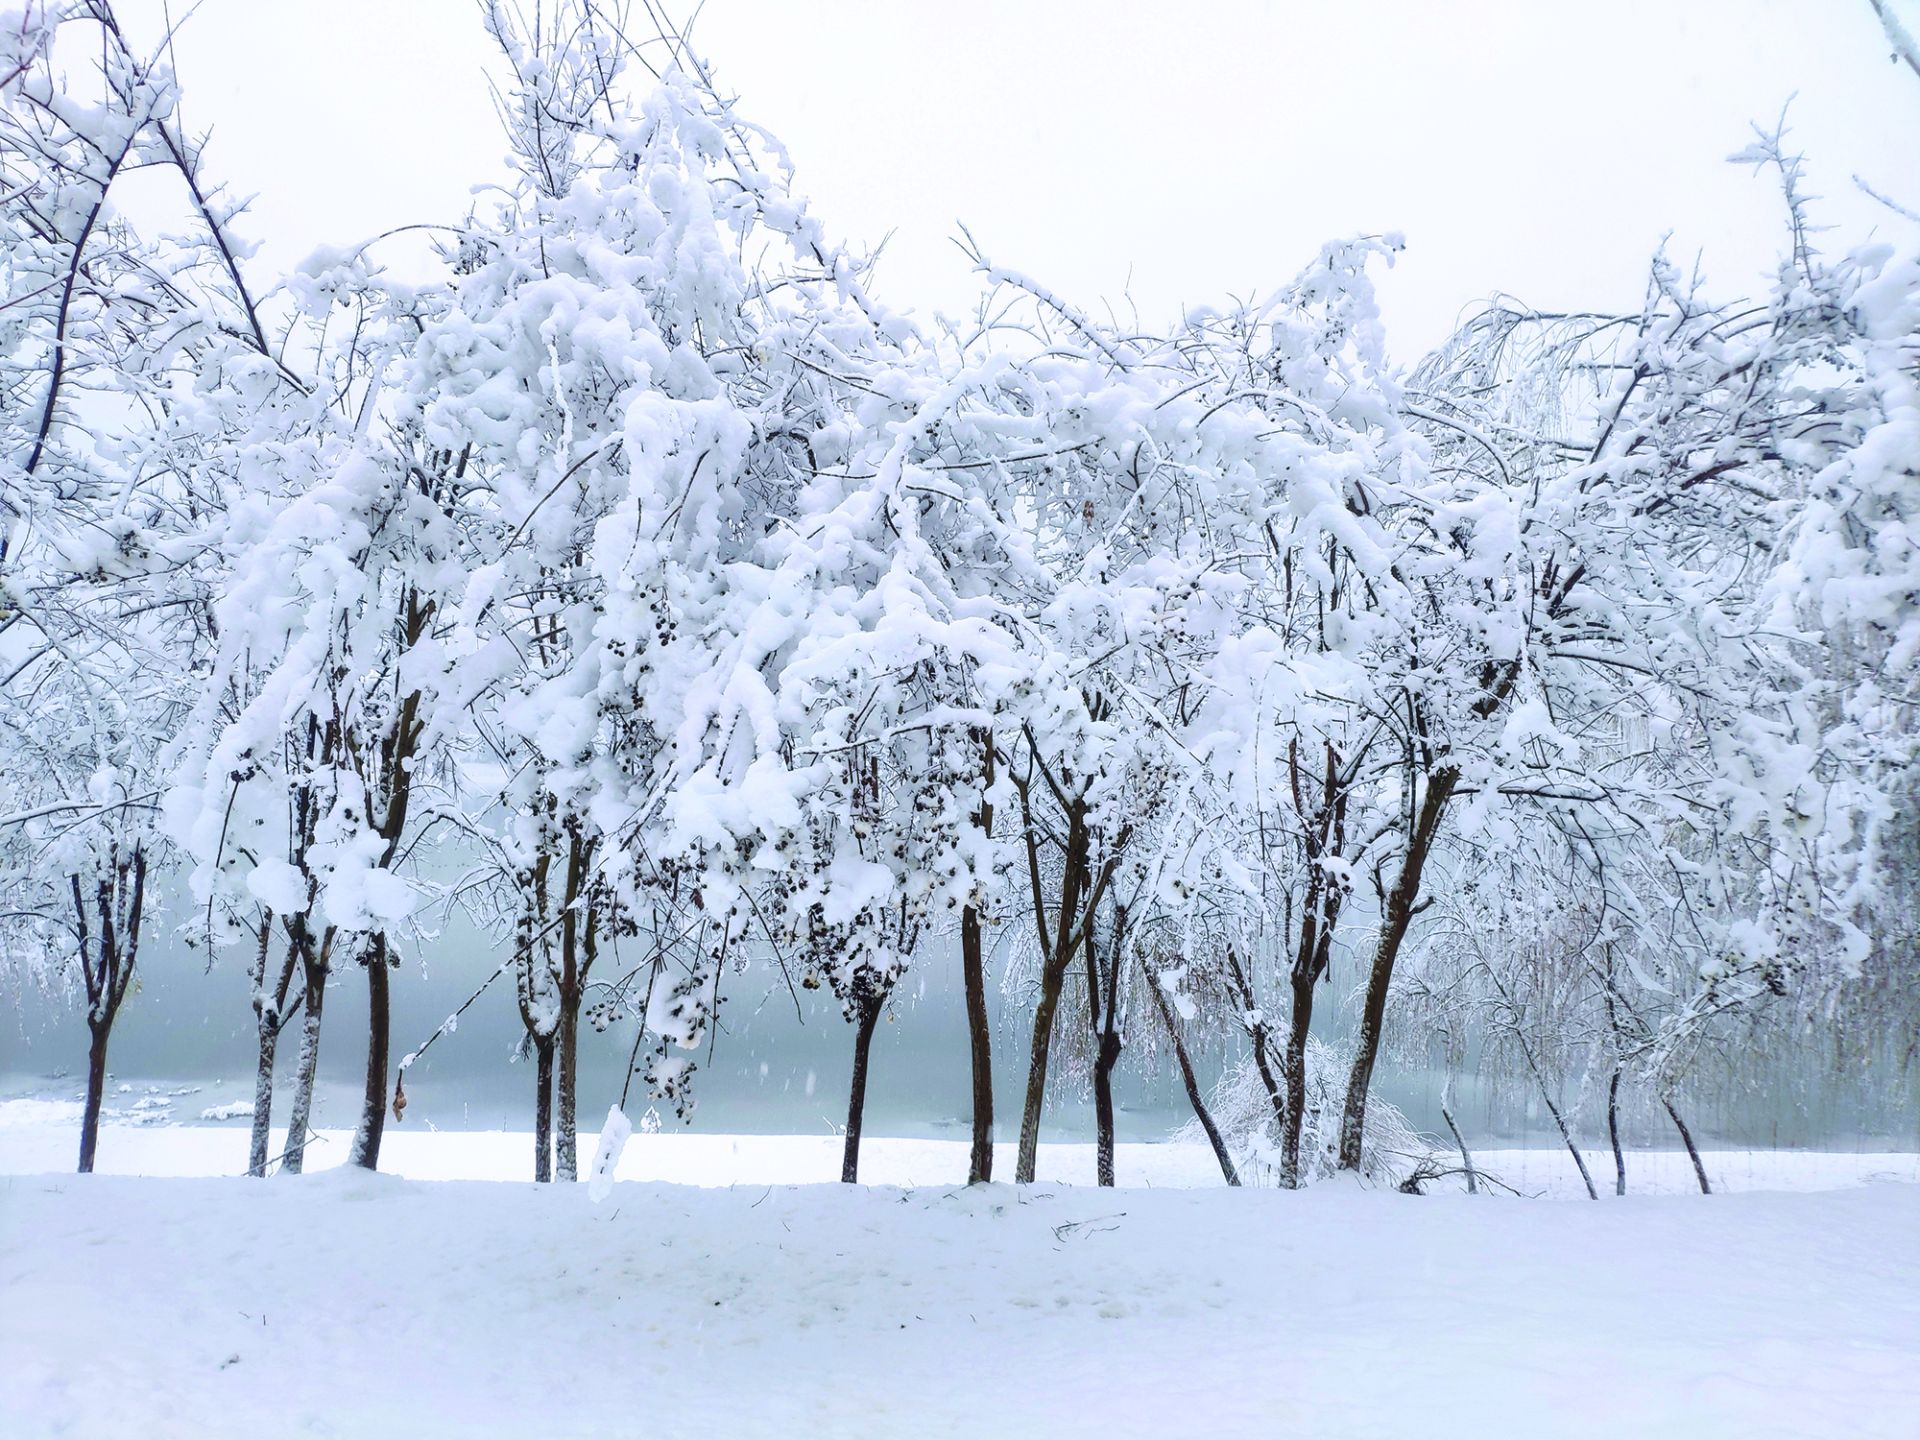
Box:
6 1106 1919 1436
3 1167 1915 1440
6 1096 1919 1195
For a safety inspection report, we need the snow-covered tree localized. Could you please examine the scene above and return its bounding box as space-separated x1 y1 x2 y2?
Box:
1 0 266 1171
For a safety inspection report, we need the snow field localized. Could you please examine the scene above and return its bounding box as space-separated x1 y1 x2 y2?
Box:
2 1171 1916 1439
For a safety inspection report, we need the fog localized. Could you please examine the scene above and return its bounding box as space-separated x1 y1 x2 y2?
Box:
8 889 1913 1152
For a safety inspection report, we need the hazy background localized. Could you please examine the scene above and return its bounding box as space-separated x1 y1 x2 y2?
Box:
6 896 1914 1150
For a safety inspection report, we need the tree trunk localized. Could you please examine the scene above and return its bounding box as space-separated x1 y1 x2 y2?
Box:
1014 812 1109 1185
1547 1090 1599 1200
1014 953 1072 1184
841 991 884 1184
78 1019 110 1174
1663 1095 1711 1194
555 996 579 1183
349 938 391 1171
961 900 994 1185
1517 1029 1596 1198
1147 978 1239 1186
1608 1068 1627 1196
533 1035 555 1183
248 1019 280 1178
1084 900 1123 1187
1441 1094 1476 1195
1338 770 1454 1171
283 975 325 1175
1280 968 1315 1187
963 732 995 1185
1092 1029 1121 1187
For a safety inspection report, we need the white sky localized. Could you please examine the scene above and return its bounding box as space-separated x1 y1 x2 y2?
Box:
105 0 1920 356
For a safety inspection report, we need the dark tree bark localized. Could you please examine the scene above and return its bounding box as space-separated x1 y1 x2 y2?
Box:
1015 819 1115 1184
533 1035 556 1183
1273 741 1352 1186
961 900 994 1184
349 935 392 1170
1010 712 1137 1185
1085 902 1128 1186
1281 964 1317 1186
1663 1095 1711 1194
1014 953 1070 1184
348 588 428 1174
1091 1041 1119 1187
71 846 145 1175
1012 781 1088 1186
961 729 995 1185
79 1021 110 1175
1145 968 1239 1186
1219 739 1356 1187
1089 1005 1122 1183
1221 942 1288 1161
841 990 885 1183
1338 768 1455 1170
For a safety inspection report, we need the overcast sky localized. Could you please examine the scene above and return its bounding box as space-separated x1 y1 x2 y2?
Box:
106 0 1920 358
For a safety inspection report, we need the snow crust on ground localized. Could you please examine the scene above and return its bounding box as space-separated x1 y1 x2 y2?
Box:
2 1100 1916 1196
3 1172 1916 1439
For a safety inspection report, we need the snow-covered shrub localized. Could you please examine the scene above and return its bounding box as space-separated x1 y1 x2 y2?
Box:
1178 1038 1429 1188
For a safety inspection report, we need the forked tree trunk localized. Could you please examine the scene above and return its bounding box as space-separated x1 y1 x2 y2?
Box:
841 991 885 1184
533 1035 555 1183
1280 967 1316 1187
1014 778 1085 1187
1014 802 1122 1184
1274 749 1351 1186
1663 1095 1711 1194
78 1020 110 1174
1147 976 1239 1186
349 937 391 1170
71 849 144 1176
247 930 302 1178
1279 868 1344 1186
283 974 325 1175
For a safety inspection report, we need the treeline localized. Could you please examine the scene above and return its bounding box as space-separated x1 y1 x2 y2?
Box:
2 2 1914 1189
